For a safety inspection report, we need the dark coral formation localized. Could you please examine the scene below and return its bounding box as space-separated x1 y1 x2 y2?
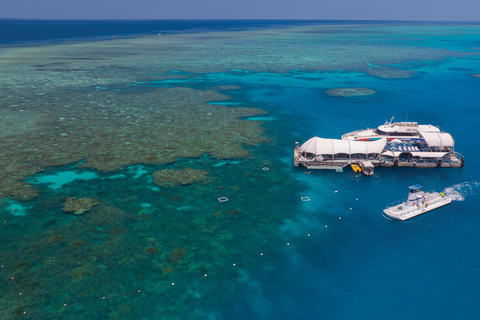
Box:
169 248 187 262
144 246 159 254
326 87 377 97
62 197 98 215
153 168 209 187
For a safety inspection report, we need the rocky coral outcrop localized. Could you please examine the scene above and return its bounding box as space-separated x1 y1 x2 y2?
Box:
169 248 187 262
62 197 98 215
153 168 209 187
326 87 377 97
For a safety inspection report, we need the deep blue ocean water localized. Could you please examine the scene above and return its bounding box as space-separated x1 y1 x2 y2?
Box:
1 20 480 319
2 19 478 45
0 19 387 45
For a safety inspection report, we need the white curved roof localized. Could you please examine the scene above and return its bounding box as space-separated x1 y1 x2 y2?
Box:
420 132 455 148
418 124 441 133
301 137 387 155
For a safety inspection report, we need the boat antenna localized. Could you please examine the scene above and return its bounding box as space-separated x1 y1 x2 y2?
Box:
389 116 394 125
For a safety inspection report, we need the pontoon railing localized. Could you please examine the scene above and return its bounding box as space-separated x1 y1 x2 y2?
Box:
384 190 437 209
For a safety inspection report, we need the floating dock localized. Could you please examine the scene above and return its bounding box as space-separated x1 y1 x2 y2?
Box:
294 135 464 175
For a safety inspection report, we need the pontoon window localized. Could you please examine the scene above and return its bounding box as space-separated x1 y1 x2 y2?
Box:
375 129 416 136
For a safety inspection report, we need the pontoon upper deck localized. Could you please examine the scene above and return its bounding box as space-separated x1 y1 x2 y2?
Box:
342 117 441 142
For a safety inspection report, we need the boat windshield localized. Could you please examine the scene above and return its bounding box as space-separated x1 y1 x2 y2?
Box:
409 184 423 193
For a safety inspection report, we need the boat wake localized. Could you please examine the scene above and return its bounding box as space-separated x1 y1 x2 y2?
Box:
443 182 480 201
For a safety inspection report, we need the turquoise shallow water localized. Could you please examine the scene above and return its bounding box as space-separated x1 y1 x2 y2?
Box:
1 21 480 319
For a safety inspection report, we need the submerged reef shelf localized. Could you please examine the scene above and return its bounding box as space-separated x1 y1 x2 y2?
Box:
326 87 377 97
0 143 303 319
366 69 417 79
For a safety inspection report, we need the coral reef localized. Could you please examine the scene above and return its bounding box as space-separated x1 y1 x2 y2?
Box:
0 23 467 201
472 73 480 78
367 69 416 79
0 148 305 319
169 248 187 262
214 85 241 90
62 197 98 215
326 87 377 97
145 246 159 254
0 86 266 200
153 168 209 187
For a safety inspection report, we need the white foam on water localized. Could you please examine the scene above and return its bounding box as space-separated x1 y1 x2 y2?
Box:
443 181 480 201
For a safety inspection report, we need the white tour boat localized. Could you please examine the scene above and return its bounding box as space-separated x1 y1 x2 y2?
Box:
342 116 442 142
383 184 451 220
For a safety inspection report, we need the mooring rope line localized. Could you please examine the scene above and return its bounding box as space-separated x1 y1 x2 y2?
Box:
58 237 299 310
2 196 349 316
261 98 342 137
56 187 350 311
1 209 14 230
1 264 27 319
287 104 342 137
